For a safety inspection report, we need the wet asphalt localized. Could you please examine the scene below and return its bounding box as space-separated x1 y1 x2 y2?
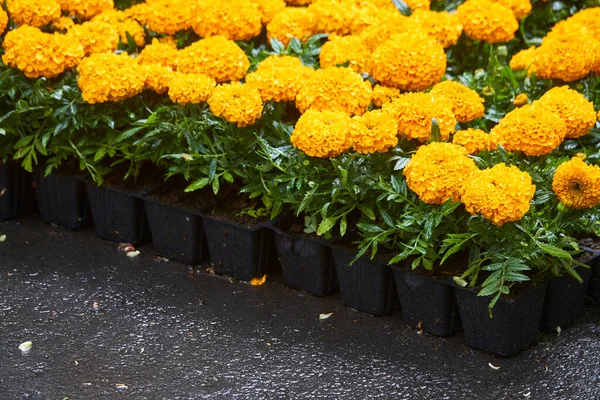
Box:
0 216 599 400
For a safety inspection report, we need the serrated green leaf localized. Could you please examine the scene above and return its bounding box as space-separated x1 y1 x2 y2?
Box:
185 178 209 192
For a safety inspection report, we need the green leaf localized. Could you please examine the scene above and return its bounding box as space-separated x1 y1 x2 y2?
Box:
430 118 441 142
212 177 220 194
357 204 375 220
223 172 234 183
536 242 573 260
393 157 410 171
270 38 285 54
94 148 107 162
13 136 34 149
185 178 209 192
340 214 347 237
317 217 338 236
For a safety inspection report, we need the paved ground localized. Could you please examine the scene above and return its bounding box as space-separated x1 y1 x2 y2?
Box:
0 216 599 400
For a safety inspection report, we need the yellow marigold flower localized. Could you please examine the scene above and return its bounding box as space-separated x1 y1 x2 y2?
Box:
93 9 146 47
371 84 399 107
452 129 492 154
513 93 528 107
123 3 151 26
295 67 372 116
285 0 313 4
531 35 597 82
143 0 193 35
2 27 84 78
250 0 286 25
509 46 537 71
383 92 457 142
308 0 360 36
168 72 216 105
430 80 485 123
370 32 446 91
491 0 532 20
67 20 120 56
489 104 567 156
136 39 179 68
192 0 262 41
0 8 8 34
410 10 463 49
290 110 353 158
320 35 370 73
141 64 174 94
404 0 430 10
208 83 264 127
552 155 600 209
349 110 398 154
404 142 478 205
535 86 596 139
77 52 145 104
457 0 519 43
358 14 413 51
176 36 250 83
267 7 316 46
245 55 314 102
157 36 178 48
461 164 536 226
6 0 61 27
57 0 114 20
53 16 75 31
568 8 600 39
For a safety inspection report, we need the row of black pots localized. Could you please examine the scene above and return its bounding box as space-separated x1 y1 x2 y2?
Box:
1 165 599 356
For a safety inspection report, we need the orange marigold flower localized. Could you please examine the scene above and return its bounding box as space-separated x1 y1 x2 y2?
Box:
452 129 492 154
404 0 430 10
552 155 600 209
371 84 400 107
0 8 8 34
461 163 536 226
77 52 145 104
358 13 413 51
168 72 216 105
513 93 528 107
430 80 485 123
567 8 600 39
349 110 398 154
489 104 567 156
531 35 598 82
208 83 264 127
404 142 478 205
491 0 532 20
143 0 193 35
457 0 518 43
535 86 596 139
509 46 537 71
137 39 179 68
319 35 370 73
308 0 360 36
57 0 114 20
383 92 457 142
193 0 262 41
267 7 316 46
245 55 314 102
295 67 372 116
2 27 84 78
141 64 174 94
6 0 61 27
176 36 250 83
250 0 286 25
53 16 76 31
67 20 120 55
370 32 446 91
290 109 353 158
285 0 313 4
123 3 151 25
92 9 146 47
410 10 463 49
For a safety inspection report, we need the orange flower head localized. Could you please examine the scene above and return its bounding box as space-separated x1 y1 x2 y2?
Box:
535 86 596 139
552 155 600 210
168 72 216 105
453 129 492 154
290 110 353 158
457 0 519 43
430 80 485 123
245 55 314 102
208 83 264 127
193 0 262 41
349 110 398 154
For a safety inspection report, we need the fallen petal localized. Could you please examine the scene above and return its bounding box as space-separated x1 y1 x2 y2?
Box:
126 250 140 258
19 341 33 353
250 275 267 286
0 234 6 243
488 362 500 370
319 312 333 321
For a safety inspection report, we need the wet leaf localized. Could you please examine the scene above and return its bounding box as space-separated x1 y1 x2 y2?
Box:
18 341 32 353
126 250 140 258
0 234 6 243
319 312 333 320
453 276 467 287
250 275 267 286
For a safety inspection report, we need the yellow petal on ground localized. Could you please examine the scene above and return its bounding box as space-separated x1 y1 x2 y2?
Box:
319 312 333 321
250 275 267 286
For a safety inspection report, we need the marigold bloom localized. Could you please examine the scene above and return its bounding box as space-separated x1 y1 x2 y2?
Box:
208 83 264 127
295 67 372 116
0 8 8 34
67 20 120 55
291 110 353 158
410 10 463 49
349 110 398 154
137 39 179 68
93 9 146 47
404 142 478 205
430 80 485 123
567 8 600 39
250 0 286 25
491 0 532 20
176 36 250 83
358 14 413 51
552 155 600 209
489 104 567 156
453 129 492 154
267 7 316 46
53 16 76 31
370 32 446 91
308 0 360 36
383 92 456 142
285 0 313 4
513 93 528 107
245 55 314 102
457 0 518 43
6 0 61 27
141 64 174 94
192 0 262 41
404 0 430 10
535 86 596 139
143 0 193 35
461 164 536 226
320 35 370 73
371 85 400 107
77 53 145 103
57 0 114 20
123 3 151 25
509 46 537 71
168 72 216 105
531 35 597 82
